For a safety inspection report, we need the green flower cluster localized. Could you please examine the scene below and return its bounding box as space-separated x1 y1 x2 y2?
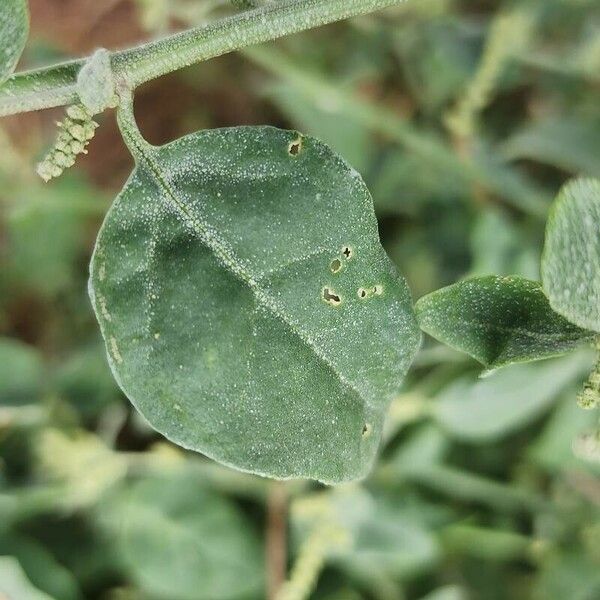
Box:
37 105 98 182
578 357 600 410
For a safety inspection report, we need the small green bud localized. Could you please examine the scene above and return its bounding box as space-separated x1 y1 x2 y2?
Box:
52 151 71 168
83 122 98 140
67 104 91 121
68 123 87 142
37 160 63 182
578 353 600 410
578 387 600 410
70 140 86 154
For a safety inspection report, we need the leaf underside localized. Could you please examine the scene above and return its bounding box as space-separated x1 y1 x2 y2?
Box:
416 275 593 369
89 126 421 483
0 0 29 85
542 178 600 332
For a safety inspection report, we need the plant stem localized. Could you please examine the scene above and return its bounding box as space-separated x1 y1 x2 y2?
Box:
0 0 406 117
117 0 405 87
266 481 288 600
276 522 348 600
115 87 155 163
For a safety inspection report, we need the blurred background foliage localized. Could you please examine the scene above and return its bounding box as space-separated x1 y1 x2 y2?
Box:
1 0 600 598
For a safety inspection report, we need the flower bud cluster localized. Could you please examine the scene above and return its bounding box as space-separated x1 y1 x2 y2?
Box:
578 348 600 410
37 105 98 182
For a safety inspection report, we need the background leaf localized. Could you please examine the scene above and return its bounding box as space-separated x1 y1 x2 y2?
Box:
501 117 600 179
542 178 600 331
97 474 264 600
528 388 600 472
90 125 420 483
0 533 81 600
468 210 539 279
291 487 440 595
432 352 591 441
416 276 593 369
0 556 54 600
0 337 44 406
0 0 29 84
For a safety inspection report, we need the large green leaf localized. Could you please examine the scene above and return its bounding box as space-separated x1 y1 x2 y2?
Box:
542 178 600 332
98 474 264 600
0 0 29 84
416 276 593 369
89 126 420 483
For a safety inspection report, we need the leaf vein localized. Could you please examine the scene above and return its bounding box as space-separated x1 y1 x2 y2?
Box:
136 144 368 410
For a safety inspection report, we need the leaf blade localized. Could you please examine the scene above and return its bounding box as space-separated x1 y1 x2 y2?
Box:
415 275 592 369
542 178 600 332
98 474 264 600
0 0 29 85
90 126 420 483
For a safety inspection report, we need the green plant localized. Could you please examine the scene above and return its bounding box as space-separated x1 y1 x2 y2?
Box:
2 2 600 599
1 0 599 489
417 178 600 455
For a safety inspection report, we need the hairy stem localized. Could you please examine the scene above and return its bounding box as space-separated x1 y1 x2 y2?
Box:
115 88 155 163
0 0 406 117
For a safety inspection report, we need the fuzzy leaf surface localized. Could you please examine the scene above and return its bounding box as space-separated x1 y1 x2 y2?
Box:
0 0 28 84
416 275 593 369
89 126 420 483
542 178 600 332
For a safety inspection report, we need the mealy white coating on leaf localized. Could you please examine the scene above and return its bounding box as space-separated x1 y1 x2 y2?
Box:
89 125 421 484
0 0 29 85
542 178 600 332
